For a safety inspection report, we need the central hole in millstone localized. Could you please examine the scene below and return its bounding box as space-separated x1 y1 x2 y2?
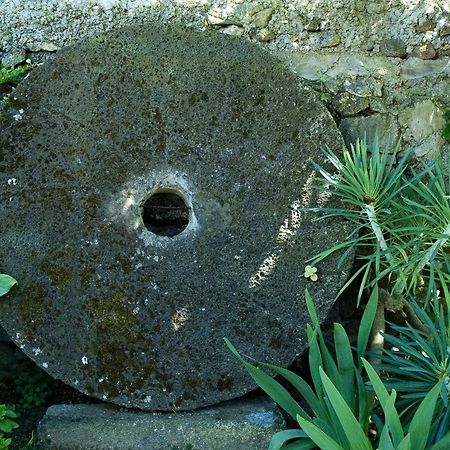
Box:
141 190 190 237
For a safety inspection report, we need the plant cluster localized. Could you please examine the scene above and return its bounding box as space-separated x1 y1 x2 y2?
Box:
227 138 450 449
308 138 449 306
227 286 450 449
15 361 51 411
0 63 31 86
0 405 18 450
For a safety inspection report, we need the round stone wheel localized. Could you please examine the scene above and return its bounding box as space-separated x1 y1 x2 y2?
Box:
0 24 352 410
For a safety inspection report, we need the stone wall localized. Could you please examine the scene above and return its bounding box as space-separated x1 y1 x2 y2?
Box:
1 0 449 159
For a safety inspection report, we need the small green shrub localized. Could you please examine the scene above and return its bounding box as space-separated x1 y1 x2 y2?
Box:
375 294 450 445
226 288 450 449
226 287 379 450
307 138 449 305
0 404 19 450
0 64 31 85
15 361 51 410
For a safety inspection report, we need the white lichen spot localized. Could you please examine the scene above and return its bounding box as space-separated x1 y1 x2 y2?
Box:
74 379 79 385
13 112 22 121
132 307 140 315
171 306 190 331
42 362 48 369
144 395 152 403
81 356 89 365
7 178 17 185
33 347 42 356
102 395 108 400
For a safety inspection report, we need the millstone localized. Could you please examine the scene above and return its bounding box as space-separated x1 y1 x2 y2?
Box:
0 24 353 410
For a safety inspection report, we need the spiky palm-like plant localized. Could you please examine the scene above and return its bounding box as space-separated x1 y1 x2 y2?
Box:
308 138 449 305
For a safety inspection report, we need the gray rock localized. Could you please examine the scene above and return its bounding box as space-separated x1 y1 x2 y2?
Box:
0 25 352 411
37 398 285 450
440 25 450 37
379 38 407 58
398 100 445 159
410 43 437 60
251 28 276 42
319 31 341 48
27 42 60 52
304 17 321 32
438 44 450 57
332 92 369 116
415 21 436 32
252 8 274 28
220 25 244 37
1 50 26 67
343 77 383 98
400 57 450 80
339 113 400 150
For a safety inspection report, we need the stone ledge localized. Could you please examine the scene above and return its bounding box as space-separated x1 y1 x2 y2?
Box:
37 397 286 450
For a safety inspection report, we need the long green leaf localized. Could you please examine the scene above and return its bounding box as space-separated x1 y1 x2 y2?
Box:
268 429 313 450
334 323 355 409
357 285 379 362
362 359 403 445
430 431 450 450
297 416 345 450
408 381 443 450
319 367 372 450
224 339 306 421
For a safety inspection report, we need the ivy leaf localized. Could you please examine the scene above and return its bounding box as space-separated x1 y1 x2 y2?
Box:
0 274 17 297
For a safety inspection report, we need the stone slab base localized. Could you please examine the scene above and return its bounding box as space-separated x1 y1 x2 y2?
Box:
37 397 285 450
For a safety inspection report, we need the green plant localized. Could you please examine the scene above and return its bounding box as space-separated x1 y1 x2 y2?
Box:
0 405 18 449
0 274 16 297
307 138 449 305
226 289 450 449
225 287 379 450
375 293 450 445
0 63 31 85
15 361 51 410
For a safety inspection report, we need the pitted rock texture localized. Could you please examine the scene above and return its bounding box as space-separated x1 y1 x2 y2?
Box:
0 25 352 411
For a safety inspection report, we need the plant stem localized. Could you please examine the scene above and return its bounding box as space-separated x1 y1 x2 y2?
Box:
415 223 450 275
365 204 408 295
365 204 393 264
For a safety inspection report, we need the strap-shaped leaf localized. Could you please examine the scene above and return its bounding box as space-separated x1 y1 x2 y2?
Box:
319 367 372 450
224 339 306 421
362 359 403 445
268 430 314 450
297 415 345 450
409 381 443 450
357 285 379 361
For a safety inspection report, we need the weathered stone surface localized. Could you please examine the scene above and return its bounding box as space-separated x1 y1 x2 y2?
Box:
339 113 399 150
398 100 446 159
1 50 26 67
410 43 437 60
400 57 450 80
37 398 285 449
0 25 352 411
331 92 369 116
252 8 274 28
379 38 407 58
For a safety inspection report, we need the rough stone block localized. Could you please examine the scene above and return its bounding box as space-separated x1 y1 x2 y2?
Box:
339 113 400 151
0 24 353 411
37 398 285 450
